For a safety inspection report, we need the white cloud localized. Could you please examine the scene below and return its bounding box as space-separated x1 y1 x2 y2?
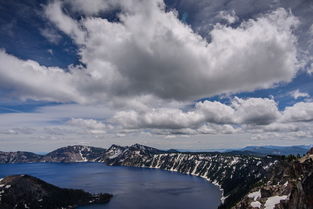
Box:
232 97 281 125
0 50 84 102
44 1 85 44
67 118 107 134
1 0 313 149
6 3 290 102
289 89 310 99
78 6 299 100
113 97 280 133
40 27 62 44
0 2 300 105
216 10 238 24
67 118 106 129
0 1 300 106
281 102 313 122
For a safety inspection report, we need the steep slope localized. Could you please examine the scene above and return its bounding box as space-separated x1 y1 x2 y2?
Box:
0 175 112 209
232 149 313 209
101 144 278 208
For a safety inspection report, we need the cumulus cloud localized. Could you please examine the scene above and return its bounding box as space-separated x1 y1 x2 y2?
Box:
45 1 85 44
216 10 238 24
67 118 106 129
289 89 310 99
281 102 313 122
2 0 313 147
0 50 87 103
0 1 301 104
113 97 280 132
78 5 299 100
67 118 107 134
112 97 313 138
232 97 281 125
39 27 63 44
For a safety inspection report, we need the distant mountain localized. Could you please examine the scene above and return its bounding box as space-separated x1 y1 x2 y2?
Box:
0 151 42 163
42 145 106 162
228 145 310 156
0 145 106 163
0 174 112 209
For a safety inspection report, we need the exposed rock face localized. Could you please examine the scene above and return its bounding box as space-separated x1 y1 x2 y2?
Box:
0 175 112 209
0 145 106 163
232 152 313 209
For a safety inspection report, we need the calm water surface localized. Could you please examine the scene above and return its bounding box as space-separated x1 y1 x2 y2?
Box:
0 163 221 209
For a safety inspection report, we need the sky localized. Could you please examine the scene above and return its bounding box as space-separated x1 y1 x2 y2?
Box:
0 0 313 152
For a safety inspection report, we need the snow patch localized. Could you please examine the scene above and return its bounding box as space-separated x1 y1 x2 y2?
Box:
248 190 261 201
264 195 289 209
251 201 261 208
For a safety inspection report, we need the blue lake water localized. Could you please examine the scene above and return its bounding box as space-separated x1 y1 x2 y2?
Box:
0 163 221 209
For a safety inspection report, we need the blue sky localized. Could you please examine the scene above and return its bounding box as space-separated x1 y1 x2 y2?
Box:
0 0 313 151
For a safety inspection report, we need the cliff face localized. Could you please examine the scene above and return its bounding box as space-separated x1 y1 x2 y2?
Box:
0 175 112 209
232 152 313 209
100 144 278 208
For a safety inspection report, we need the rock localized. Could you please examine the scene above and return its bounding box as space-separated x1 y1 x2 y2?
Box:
232 152 313 209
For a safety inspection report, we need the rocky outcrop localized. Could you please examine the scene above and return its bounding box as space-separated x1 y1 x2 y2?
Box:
232 151 313 209
0 175 112 209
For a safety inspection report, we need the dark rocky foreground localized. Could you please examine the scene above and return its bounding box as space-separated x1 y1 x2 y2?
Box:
0 144 312 209
0 175 112 209
233 149 313 209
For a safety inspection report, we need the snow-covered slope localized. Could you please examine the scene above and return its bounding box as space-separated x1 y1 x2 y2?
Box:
41 145 105 162
100 144 278 208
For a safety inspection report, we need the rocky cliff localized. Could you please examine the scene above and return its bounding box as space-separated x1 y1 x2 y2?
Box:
0 174 112 209
232 150 313 209
100 144 278 209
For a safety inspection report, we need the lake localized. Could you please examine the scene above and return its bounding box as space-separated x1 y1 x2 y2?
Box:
0 163 221 209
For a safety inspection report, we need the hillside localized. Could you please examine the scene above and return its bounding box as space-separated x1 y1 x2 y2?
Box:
0 174 112 209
